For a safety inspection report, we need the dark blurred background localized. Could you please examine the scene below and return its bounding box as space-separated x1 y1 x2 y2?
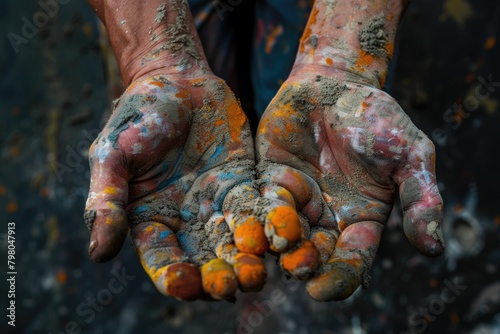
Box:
1 0 499 333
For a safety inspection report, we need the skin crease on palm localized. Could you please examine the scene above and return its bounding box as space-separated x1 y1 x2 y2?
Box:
83 0 445 302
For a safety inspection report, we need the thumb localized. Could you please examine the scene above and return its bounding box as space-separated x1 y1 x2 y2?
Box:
396 133 445 257
84 136 130 262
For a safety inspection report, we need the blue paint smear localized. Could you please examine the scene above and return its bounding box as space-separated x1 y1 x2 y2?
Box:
176 231 196 256
159 230 172 239
209 145 224 163
218 172 236 180
156 150 183 191
134 205 149 214
180 207 194 222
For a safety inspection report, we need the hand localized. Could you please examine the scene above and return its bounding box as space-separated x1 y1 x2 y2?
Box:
84 73 268 301
256 65 445 301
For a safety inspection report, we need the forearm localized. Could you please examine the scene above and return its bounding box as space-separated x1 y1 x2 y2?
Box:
86 0 209 85
293 0 409 88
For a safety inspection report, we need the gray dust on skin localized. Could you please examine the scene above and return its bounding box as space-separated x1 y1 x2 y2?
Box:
404 207 444 246
127 199 179 227
321 172 391 226
324 243 379 293
353 244 379 289
83 209 97 231
289 265 314 281
154 3 167 24
145 0 201 65
318 261 360 299
315 76 349 106
107 94 157 147
400 176 423 208
181 81 224 170
204 217 235 263
359 13 389 59
426 220 444 245
177 220 216 266
310 34 318 49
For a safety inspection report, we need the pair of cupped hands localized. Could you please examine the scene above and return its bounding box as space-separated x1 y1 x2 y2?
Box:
83 50 445 302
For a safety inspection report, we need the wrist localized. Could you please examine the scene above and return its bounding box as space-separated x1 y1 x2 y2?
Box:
88 0 211 85
293 0 406 88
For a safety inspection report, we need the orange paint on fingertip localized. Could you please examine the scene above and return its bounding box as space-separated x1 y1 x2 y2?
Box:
267 206 302 246
234 217 269 255
325 57 333 66
161 263 203 301
310 230 337 263
280 240 320 280
201 259 238 300
233 253 267 292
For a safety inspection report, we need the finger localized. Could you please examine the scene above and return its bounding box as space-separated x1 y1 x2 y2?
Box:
258 165 335 252
306 221 383 301
396 134 445 257
131 221 203 301
223 183 269 255
84 139 130 262
200 259 238 300
205 213 267 292
309 226 339 264
254 183 303 253
279 240 320 280
263 203 303 253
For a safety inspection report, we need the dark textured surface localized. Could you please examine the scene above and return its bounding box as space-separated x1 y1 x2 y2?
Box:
1 1 499 334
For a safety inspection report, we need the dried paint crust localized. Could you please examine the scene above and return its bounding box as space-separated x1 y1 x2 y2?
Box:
359 13 389 59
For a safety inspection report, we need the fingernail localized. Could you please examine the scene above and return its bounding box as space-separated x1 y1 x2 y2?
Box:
88 240 98 256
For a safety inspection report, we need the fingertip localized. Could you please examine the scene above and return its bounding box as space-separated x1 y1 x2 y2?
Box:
265 206 302 253
280 240 320 280
234 217 269 255
88 215 128 263
233 253 267 292
404 217 445 257
305 262 361 301
157 263 203 301
201 259 238 300
309 228 338 264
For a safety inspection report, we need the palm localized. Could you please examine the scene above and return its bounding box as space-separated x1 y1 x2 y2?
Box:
85 74 266 300
256 70 445 301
